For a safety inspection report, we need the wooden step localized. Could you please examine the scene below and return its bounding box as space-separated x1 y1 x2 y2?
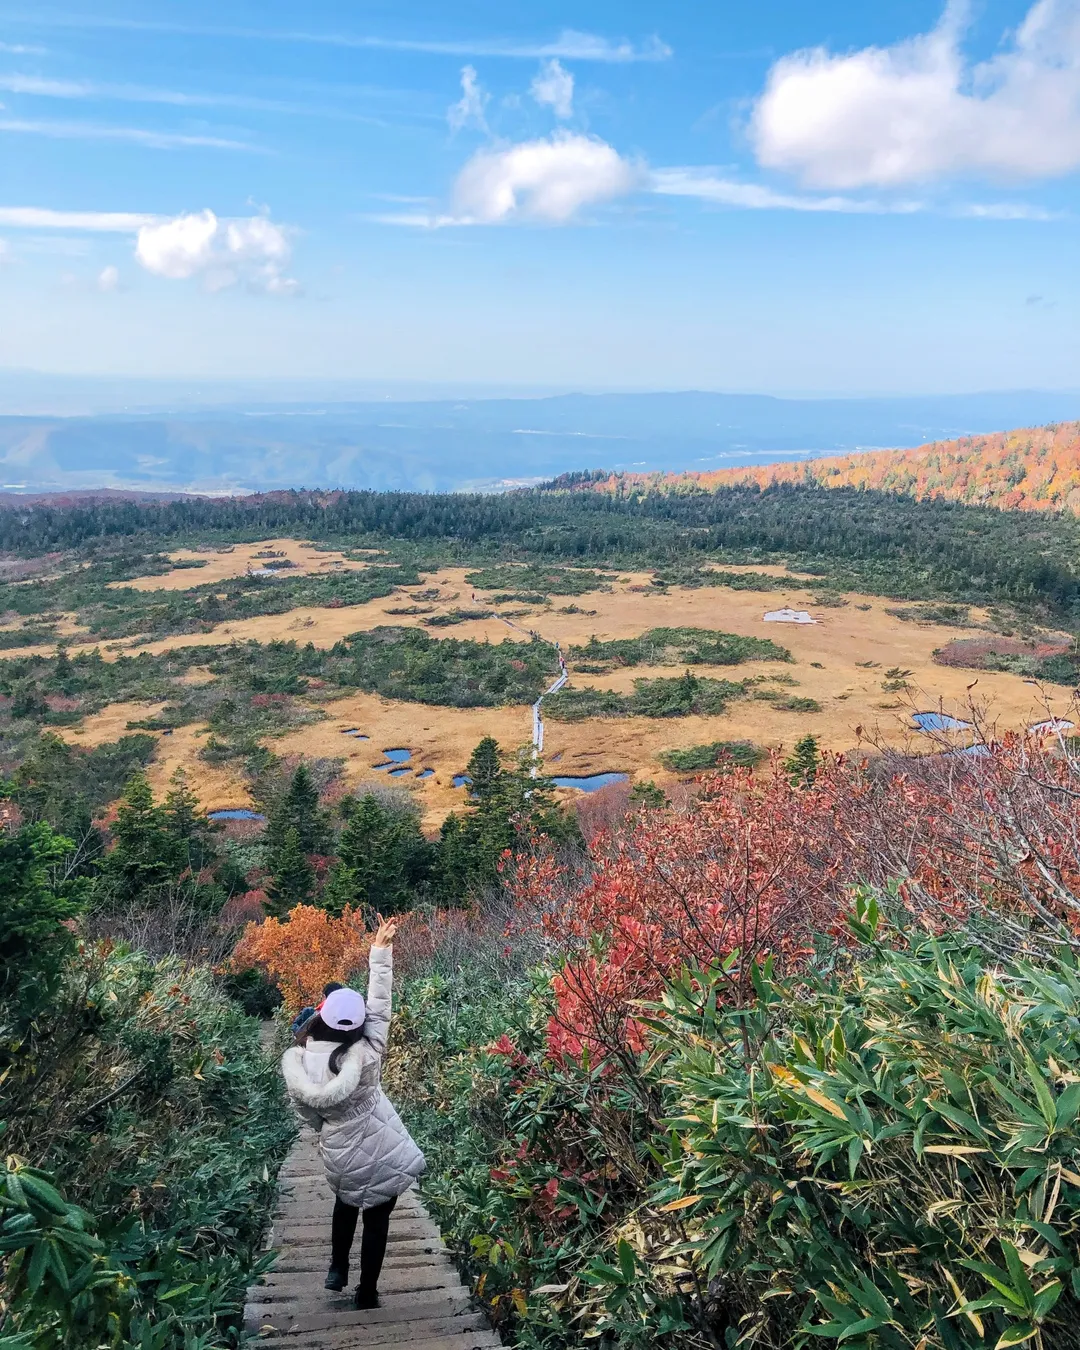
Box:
246 1128 497 1348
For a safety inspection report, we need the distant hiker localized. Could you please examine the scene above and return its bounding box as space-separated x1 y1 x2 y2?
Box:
281 920 425 1309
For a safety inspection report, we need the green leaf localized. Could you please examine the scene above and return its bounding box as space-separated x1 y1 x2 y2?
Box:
995 1323 1038 1348
1022 1054 1057 1130
1032 1279 1063 1319
617 1238 636 1285
1001 1242 1035 1310
837 1316 887 1341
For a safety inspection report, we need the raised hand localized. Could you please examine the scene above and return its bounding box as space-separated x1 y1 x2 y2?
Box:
372 916 398 949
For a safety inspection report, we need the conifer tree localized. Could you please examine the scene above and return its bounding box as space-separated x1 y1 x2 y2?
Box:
324 792 429 915
465 736 503 800
105 772 173 902
270 763 330 854
267 826 314 915
163 768 213 870
784 734 822 787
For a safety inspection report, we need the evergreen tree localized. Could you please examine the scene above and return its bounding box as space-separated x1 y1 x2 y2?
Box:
629 780 667 808
103 772 174 902
465 736 504 800
435 741 579 901
784 734 822 787
267 826 314 915
163 768 214 871
324 792 430 915
435 812 471 904
270 763 330 853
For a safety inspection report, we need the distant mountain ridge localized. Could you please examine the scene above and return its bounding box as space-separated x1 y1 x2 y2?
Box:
591 421 1080 514
0 390 1078 493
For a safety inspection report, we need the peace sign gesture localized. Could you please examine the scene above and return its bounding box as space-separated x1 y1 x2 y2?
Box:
372 915 398 949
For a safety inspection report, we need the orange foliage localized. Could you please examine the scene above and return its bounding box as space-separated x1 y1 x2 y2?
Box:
590 420 1080 514
232 904 372 1011
231 903 483 1011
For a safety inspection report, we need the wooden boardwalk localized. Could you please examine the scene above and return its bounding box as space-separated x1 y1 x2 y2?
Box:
245 1130 500 1350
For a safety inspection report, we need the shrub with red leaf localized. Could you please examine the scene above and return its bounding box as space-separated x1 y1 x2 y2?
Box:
512 733 1080 1063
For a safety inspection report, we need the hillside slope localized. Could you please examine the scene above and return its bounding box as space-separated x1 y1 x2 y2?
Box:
593 421 1080 513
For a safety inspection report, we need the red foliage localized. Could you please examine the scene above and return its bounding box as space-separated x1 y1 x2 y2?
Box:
218 888 268 928
934 634 1072 669
250 692 289 709
512 738 1080 1063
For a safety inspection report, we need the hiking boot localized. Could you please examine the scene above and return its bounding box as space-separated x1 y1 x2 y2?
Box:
354 1287 381 1310
324 1264 348 1292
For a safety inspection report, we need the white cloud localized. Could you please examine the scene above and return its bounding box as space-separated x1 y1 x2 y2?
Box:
751 0 1080 188
135 210 297 292
97 264 120 291
0 206 157 231
448 65 488 132
531 59 574 118
651 168 924 213
0 118 258 151
452 131 640 222
0 43 46 55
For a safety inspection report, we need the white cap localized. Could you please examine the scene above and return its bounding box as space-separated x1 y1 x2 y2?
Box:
321 987 366 1031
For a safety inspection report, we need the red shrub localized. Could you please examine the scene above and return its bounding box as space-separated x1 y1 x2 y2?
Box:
513 736 1080 1063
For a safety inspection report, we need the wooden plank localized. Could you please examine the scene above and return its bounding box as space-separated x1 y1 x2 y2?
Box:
245 1289 474 1333
254 1312 490 1347
259 1329 501 1350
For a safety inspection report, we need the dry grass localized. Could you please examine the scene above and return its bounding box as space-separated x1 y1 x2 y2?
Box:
29 548 1076 827
110 537 377 592
56 703 249 810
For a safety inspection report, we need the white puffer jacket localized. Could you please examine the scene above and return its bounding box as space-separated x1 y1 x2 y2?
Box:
280 946 425 1209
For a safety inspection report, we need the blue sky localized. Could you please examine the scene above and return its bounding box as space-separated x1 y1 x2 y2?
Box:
2 0 1079 394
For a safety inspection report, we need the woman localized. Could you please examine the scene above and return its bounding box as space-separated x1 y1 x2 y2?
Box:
281 918 425 1309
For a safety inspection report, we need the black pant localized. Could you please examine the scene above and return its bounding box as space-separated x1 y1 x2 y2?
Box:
331 1196 396 1297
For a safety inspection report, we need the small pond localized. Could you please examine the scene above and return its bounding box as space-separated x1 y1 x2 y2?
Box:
340 729 370 739
209 808 266 822
911 711 973 733
373 747 412 770
416 768 435 779
452 773 472 788
552 772 629 793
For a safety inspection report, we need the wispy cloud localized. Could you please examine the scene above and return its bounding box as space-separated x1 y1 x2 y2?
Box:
0 207 158 231
448 66 488 132
652 167 1059 220
11 16 671 62
0 72 397 123
650 168 924 214
0 41 46 54
531 59 574 119
0 118 261 151
952 201 1061 221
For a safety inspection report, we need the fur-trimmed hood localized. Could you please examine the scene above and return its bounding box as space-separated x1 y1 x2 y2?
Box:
280 1040 375 1110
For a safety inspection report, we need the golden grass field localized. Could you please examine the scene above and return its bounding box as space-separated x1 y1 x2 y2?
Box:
41 541 1076 828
